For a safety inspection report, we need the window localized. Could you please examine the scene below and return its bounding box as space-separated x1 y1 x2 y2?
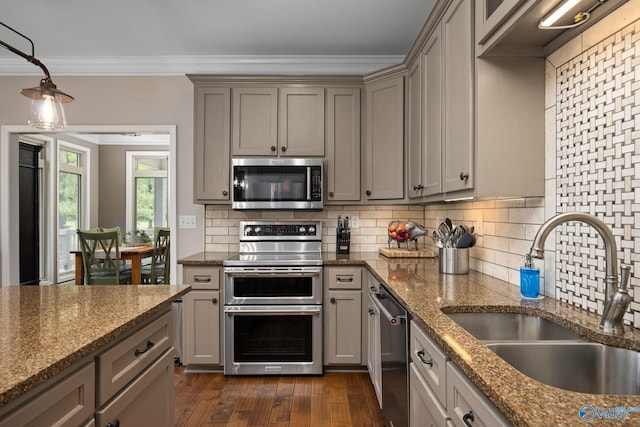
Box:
58 147 84 277
126 152 169 238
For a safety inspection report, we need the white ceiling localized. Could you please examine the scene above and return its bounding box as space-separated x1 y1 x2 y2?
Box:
0 0 437 75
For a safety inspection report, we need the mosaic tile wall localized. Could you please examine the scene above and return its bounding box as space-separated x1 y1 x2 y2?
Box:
551 13 640 327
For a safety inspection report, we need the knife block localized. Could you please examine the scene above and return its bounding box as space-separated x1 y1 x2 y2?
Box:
336 231 350 254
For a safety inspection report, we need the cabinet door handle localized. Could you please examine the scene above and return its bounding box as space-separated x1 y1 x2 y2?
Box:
368 308 375 316
328 191 334 197
106 420 120 427
281 146 287 152
212 297 218 304
222 190 229 196
413 184 424 191
366 190 371 196
134 340 155 357
271 145 276 152
462 411 474 426
459 172 469 181
417 349 433 367
330 297 336 303
193 276 211 283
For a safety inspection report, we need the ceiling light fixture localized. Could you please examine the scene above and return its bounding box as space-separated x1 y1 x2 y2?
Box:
0 21 74 130
539 0 608 30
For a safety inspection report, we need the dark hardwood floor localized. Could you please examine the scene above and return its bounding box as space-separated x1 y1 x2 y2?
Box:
174 366 385 426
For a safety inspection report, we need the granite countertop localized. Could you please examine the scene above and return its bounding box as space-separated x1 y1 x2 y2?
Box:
181 251 640 426
0 284 190 407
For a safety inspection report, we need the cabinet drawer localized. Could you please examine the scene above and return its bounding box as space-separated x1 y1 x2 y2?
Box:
97 309 172 406
410 321 449 408
410 362 450 427
183 266 221 290
327 267 362 290
96 349 174 427
447 362 510 427
0 362 95 427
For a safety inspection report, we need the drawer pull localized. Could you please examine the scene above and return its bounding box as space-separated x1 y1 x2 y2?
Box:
463 410 474 426
194 275 212 283
368 308 375 316
134 340 155 357
212 297 218 304
336 276 354 282
417 349 433 367
106 420 120 427
330 297 336 303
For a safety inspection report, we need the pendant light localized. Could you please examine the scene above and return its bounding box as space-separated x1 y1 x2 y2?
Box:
1 21 74 130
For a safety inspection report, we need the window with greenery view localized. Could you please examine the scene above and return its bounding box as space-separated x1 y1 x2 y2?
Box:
130 154 168 237
58 148 83 275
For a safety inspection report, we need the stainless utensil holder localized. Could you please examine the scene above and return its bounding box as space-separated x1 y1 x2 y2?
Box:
439 248 469 274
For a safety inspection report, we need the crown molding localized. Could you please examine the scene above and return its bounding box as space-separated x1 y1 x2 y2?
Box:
0 55 405 76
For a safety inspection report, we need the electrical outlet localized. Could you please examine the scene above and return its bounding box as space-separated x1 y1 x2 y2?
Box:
179 215 196 229
350 216 359 229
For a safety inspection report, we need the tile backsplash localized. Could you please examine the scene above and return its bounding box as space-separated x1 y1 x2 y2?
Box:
204 204 425 254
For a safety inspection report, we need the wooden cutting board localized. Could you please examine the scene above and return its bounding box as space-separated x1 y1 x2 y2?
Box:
379 247 437 258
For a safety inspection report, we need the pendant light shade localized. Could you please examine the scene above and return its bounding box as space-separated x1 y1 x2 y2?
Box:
1 21 74 130
21 78 73 130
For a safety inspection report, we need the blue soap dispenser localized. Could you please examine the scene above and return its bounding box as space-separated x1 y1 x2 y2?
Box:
520 254 541 299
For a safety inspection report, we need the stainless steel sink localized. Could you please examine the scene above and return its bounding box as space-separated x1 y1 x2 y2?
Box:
446 312 583 341
487 342 640 395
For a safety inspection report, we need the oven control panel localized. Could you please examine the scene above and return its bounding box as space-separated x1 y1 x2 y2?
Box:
243 223 318 237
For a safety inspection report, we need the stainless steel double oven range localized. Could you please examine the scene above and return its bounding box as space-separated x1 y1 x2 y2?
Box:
223 221 323 375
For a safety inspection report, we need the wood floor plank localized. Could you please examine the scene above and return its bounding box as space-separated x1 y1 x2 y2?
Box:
174 367 386 427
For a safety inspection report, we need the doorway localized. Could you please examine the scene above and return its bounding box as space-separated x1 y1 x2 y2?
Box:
18 142 42 285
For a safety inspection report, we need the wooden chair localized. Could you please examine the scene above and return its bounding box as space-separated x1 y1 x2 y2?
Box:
141 227 170 284
76 229 132 285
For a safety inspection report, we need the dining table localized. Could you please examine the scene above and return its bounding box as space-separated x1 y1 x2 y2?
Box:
72 244 154 285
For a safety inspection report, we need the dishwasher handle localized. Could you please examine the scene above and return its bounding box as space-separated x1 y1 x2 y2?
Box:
372 292 406 326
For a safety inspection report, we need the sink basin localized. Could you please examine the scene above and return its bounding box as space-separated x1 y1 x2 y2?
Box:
487 342 640 395
446 312 582 341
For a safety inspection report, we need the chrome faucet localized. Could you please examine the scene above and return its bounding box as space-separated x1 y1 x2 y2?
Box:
528 212 631 334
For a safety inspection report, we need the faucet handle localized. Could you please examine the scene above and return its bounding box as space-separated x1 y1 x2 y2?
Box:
619 265 631 291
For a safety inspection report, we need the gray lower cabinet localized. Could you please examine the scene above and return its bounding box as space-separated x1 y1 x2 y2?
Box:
182 266 222 366
409 320 509 427
0 307 174 427
323 267 364 365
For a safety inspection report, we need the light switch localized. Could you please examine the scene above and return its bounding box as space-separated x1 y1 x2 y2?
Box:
179 215 196 229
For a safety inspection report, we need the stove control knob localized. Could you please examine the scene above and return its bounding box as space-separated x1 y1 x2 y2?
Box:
299 226 306 234
244 226 253 236
308 226 316 235
254 226 262 235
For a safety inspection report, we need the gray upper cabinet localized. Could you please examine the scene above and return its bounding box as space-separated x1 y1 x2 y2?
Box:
421 26 443 197
232 87 279 156
442 0 474 193
326 87 361 202
407 59 423 199
279 87 325 156
363 71 405 201
193 86 231 203
232 87 325 157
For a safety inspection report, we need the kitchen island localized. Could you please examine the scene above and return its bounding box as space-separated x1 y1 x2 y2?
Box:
181 251 640 426
0 283 190 425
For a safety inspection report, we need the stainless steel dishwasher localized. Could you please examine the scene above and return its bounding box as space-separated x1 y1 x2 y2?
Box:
370 283 408 427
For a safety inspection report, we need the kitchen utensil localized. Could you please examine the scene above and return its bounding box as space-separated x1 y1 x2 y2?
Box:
456 232 475 248
445 218 453 231
431 230 443 248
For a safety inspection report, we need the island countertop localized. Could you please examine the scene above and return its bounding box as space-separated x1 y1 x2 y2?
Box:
181 251 640 426
0 284 190 407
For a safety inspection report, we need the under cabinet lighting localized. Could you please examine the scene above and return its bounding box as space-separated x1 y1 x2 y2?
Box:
0 21 74 130
539 0 610 30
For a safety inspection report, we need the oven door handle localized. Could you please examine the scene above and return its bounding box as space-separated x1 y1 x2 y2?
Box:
372 293 406 326
224 305 322 315
224 268 322 277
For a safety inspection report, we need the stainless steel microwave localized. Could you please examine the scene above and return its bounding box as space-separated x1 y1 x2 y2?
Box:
231 158 323 210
